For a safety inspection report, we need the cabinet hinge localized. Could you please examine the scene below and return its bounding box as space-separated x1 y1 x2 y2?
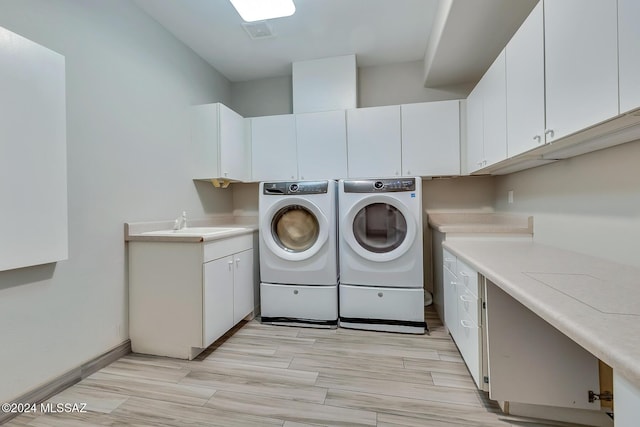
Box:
483 376 489 384
588 390 613 403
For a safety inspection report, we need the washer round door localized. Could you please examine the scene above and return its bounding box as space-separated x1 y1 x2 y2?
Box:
342 195 417 262
261 198 329 261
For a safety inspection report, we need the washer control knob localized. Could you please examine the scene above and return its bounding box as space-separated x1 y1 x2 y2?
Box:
374 181 384 189
289 184 299 192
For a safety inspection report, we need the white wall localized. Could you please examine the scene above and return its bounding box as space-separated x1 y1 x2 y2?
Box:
229 60 474 118
230 76 292 117
358 60 473 108
495 139 640 268
0 0 232 402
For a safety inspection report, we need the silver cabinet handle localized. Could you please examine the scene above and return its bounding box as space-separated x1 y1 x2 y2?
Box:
460 319 477 329
533 135 542 144
545 129 555 139
235 258 240 267
460 294 474 302
227 260 233 271
450 281 457 286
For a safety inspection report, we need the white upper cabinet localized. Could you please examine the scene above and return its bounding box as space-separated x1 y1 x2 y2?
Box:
191 103 249 181
250 114 298 181
544 0 618 141
401 100 460 176
506 2 546 157
347 105 402 178
296 110 348 180
466 50 507 174
618 0 640 114
482 50 507 168
466 81 484 173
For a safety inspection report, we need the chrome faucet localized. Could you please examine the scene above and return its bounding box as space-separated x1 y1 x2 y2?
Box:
173 211 187 230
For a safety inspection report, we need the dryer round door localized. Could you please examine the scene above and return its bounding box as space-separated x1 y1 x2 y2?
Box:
261 197 329 262
342 195 417 262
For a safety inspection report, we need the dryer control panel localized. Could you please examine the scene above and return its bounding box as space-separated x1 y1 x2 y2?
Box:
263 181 329 195
343 178 416 193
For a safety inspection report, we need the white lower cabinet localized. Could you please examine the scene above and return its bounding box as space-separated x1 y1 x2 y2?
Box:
485 280 606 421
614 372 640 427
129 234 255 360
442 249 483 388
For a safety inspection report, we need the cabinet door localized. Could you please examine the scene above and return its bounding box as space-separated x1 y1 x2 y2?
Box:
203 256 234 347
482 49 507 167
191 104 220 180
619 0 640 114
251 114 298 181
506 2 545 157
401 101 460 176
443 265 458 340
219 104 249 181
615 372 640 427
233 249 254 324
347 105 401 178
544 0 618 141
466 83 484 173
485 281 600 410
296 110 348 180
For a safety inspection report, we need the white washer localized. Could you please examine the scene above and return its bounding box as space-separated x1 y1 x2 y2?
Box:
259 180 338 328
338 177 426 334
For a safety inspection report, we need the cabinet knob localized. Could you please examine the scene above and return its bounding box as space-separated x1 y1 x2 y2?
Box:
395 171 399 176
533 135 542 144
291 175 295 179
406 170 411 175
377 292 384 298
293 289 299 295
544 129 555 139
300 176 304 180
224 172 228 177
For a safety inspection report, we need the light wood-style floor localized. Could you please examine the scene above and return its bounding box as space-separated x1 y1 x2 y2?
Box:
7 308 591 427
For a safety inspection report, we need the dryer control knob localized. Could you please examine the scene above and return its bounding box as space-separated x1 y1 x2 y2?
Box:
374 181 384 189
289 184 299 192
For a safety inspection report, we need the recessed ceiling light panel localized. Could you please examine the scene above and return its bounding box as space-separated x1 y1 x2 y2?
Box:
229 0 296 22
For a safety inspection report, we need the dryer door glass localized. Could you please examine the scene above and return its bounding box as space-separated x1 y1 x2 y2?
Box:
352 203 407 253
271 205 320 252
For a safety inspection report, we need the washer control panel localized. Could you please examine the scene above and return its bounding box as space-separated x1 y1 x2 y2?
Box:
343 178 416 193
263 181 329 195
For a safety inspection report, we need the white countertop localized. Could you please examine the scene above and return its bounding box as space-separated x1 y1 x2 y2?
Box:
125 215 258 243
443 238 640 389
428 212 533 234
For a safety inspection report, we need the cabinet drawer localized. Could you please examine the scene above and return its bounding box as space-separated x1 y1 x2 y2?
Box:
458 258 479 297
340 284 424 322
458 285 479 323
204 234 252 262
458 311 481 388
261 283 337 321
443 249 457 275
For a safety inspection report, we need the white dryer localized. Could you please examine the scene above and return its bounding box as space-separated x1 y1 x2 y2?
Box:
338 178 426 334
259 180 338 327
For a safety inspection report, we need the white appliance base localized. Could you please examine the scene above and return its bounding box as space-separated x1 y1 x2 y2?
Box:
260 282 338 328
339 284 426 334
339 320 425 334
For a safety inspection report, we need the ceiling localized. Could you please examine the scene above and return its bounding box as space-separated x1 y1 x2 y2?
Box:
134 0 537 87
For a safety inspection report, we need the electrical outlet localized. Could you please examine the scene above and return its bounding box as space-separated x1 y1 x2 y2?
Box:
508 190 514 204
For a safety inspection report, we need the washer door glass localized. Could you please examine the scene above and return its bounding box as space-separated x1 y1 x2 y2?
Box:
272 205 320 252
352 203 407 253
